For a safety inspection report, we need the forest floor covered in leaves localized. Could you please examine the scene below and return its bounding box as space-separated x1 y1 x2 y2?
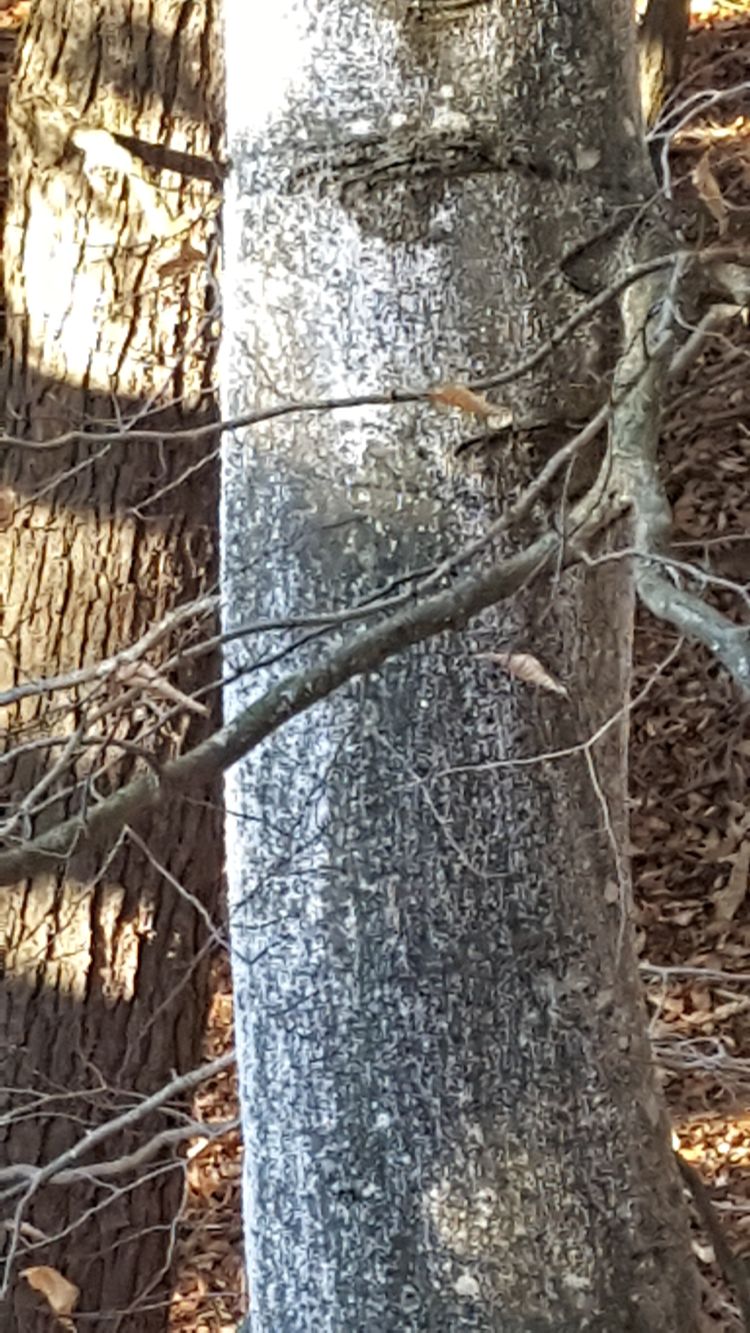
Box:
630 18 750 1330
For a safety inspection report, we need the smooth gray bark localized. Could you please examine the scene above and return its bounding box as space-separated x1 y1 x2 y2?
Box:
221 1 699 1329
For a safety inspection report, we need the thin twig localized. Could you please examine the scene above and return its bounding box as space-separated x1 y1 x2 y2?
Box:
0 502 616 884
0 1051 235 1297
1 250 741 453
677 1154 750 1331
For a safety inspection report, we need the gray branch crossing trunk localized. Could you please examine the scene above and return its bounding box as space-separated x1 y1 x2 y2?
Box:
221 0 700 1328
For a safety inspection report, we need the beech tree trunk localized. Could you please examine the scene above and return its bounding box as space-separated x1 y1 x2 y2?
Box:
1 3 223 1327
222 0 700 1329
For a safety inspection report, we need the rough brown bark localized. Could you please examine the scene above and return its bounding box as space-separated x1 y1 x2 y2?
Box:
0 3 223 1328
639 0 691 128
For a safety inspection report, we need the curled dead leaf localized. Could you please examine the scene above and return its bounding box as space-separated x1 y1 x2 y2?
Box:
692 153 729 237
576 146 601 171
713 841 749 923
22 1266 79 1317
477 650 568 698
428 383 512 429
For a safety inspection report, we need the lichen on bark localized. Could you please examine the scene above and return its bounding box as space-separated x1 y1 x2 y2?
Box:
222 0 699 1328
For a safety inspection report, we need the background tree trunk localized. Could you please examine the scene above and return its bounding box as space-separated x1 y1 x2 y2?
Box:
222 0 700 1328
1 2 224 1327
639 0 691 128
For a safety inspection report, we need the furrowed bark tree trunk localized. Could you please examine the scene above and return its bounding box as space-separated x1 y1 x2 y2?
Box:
0 3 223 1327
222 1 700 1331
639 0 691 128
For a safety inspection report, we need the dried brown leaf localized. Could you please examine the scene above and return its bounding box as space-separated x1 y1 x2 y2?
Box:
672 908 699 927
22 1267 79 1317
428 383 512 428
713 841 750 922
692 153 729 237
477 651 568 697
158 241 206 279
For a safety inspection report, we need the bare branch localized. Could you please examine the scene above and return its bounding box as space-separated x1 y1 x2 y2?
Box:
0 1052 235 1297
580 546 750 688
0 1052 234 1197
636 573 749 689
435 640 682 780
125 827 227 949
653 79 750 195
0 499 617 885
582 548 750 607
0 594 217 708
668 303 745 379
610 253 750 693
0 250 736 454
4 1117 238 1189
642 963 750 986
676 1155 750 1331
